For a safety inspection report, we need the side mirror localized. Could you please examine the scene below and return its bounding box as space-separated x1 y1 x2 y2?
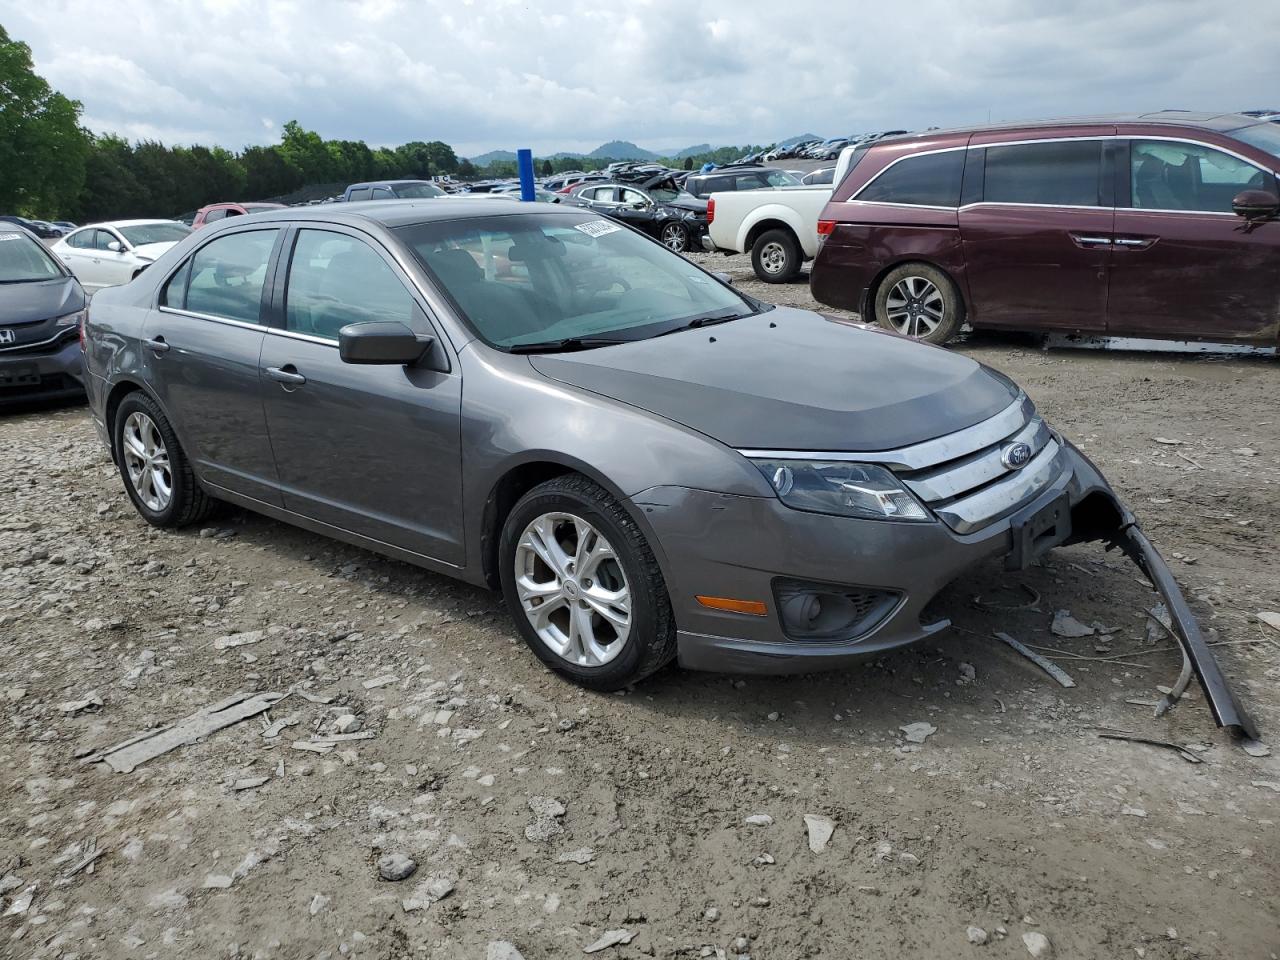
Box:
338 321 431 365
107 240 123 252
1232 189 1279 221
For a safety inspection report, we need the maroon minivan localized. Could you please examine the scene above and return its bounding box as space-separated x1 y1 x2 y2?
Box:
810 111 1280 345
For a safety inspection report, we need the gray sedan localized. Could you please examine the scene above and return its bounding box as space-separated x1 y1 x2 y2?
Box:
80 200 1255 736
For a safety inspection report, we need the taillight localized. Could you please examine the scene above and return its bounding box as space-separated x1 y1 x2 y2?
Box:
817 219 836 236
707 198 715 224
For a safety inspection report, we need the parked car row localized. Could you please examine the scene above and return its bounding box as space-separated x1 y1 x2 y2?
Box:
0 215 77 239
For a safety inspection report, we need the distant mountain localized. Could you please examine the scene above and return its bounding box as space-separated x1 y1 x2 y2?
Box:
587 140 658 160
469 149 517 166
673 143 712 159
778 132 821 146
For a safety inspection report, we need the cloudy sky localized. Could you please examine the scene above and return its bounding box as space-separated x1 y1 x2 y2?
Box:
5 0 1279 158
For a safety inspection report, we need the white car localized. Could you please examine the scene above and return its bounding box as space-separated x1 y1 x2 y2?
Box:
51 220 191 293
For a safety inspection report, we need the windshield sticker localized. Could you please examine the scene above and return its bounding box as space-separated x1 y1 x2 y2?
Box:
0 233 21 242
573 219 622 238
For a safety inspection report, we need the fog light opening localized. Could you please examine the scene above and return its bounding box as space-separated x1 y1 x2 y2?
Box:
773 577 901 642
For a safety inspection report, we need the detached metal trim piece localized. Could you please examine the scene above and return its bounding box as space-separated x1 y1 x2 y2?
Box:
1118 523 1259 741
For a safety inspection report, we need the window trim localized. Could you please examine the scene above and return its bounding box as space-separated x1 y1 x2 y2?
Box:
849 145 968 209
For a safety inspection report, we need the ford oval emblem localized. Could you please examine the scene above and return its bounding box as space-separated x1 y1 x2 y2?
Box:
1001 441 1033 470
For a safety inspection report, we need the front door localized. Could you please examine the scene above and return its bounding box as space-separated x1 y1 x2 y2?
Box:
61 228 113 291
143 227 283 504
959 137 1113 332
259 226 465 565
1108 138 1280 343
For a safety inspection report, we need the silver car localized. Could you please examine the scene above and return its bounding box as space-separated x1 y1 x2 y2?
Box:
81 200 1254 736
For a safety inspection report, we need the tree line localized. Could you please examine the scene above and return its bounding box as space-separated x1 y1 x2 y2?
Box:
2 25 760 223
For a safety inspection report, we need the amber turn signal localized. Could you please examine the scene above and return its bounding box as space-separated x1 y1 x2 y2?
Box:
696 595 768 617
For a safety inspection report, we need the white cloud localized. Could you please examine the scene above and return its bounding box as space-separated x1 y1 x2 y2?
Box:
3 0 1278 157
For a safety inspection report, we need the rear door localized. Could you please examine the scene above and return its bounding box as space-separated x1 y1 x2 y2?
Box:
1108 136 1279 342
61 229 110 290
258 225 465 565
958 134 1115 332
143 226 283 504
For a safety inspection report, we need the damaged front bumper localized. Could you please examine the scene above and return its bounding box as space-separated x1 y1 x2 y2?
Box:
635 441 1258 740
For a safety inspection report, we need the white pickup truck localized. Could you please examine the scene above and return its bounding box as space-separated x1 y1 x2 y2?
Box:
702 147 860 282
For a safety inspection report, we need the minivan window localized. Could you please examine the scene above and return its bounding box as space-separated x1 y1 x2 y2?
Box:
983 140 1103 207
285 230 418 340
0 231 63 282
1130 140 1268 213
856 150 964 207
184 229 278 324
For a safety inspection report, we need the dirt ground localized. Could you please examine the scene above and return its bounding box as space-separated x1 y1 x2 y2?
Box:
2 255 1278 960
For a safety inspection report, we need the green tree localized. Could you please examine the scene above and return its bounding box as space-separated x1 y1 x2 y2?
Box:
456 158 477 180
278 120 334 184
0 25 90 216
540 159 553 177
683 156 693 171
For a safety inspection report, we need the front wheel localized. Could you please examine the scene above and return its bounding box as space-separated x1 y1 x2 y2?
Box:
874 263 964 344
659 222 689 253
751 228 802 283
499 475 676 691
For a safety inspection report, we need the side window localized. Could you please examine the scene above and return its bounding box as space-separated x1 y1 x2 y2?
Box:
160 258 192 309
185 229 278 324
765 170 794 186
203 208 227 223
347 187 372 201
92 230 118 251
984 141 1103 207
371 186 394 199
67 230 90 249
1130 140 1266 213
223 208 244 218
857 150 965 206
285 230 417 341
620 188 648 207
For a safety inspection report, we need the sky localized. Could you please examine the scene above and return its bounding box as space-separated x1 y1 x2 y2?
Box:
5 0 1279 158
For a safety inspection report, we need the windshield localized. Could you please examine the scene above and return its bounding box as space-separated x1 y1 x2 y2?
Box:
393 182 446 199
118 222 191 247
1232 122 1280 162
396 212 758 350
0 231 64 282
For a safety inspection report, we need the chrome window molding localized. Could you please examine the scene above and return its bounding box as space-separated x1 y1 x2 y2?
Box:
157 305 266 332
267 327 337 347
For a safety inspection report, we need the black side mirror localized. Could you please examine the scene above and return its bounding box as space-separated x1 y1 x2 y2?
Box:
1232 189 1279 221
338 321 432 365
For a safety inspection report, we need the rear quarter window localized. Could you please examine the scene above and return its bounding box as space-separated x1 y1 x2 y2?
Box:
856 150 965 207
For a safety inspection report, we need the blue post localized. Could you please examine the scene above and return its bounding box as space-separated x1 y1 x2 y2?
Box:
517 148 536 201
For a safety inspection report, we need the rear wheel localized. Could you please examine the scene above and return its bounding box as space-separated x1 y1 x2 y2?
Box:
874 263 964 344
499 475 676 691
751 228 802 283
659 222 689 253
114 392 216 528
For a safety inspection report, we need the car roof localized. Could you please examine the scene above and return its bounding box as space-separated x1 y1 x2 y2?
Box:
76 219 180 230
876 111 1267 146
347 179 433 188
244 197 575 228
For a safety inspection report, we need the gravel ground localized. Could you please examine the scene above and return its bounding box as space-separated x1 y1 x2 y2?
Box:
2 257 1279 959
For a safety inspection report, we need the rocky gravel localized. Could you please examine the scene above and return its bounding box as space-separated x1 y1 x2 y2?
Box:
1 258 1278 957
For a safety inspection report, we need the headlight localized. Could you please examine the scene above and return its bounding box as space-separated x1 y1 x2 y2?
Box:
749 458 931 522
54 308 87 328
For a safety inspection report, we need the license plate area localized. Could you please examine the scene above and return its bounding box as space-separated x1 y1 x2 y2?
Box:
0 363 40 388
1006 491 1072 570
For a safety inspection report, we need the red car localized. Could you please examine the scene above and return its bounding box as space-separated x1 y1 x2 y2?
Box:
192 202 286 230
810 111 1280 345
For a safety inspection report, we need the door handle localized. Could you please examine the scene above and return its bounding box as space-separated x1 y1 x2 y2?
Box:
143 336 170 354
266 365 306 386
1113 237 1156 250
1069 234 1113 248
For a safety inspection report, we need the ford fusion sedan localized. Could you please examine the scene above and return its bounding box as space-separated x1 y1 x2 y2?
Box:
0 225 87 401
811 111 1280 346
52 220 192 293
81 199 1254 737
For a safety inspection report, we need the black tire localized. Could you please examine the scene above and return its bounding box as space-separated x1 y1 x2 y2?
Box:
658 221 689 253
751 228 802 283
113 391 216 528
873 262 964 345
498 474 676 691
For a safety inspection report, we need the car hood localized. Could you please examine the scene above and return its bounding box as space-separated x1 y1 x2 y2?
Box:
131 241 178 261
528 308 1019 451
0 276 85 326
666 196 708 215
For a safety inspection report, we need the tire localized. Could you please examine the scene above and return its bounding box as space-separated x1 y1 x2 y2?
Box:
873 262 964 345
499 474 676 691
113 391 216 528
659 221 689 253
751 228 802 283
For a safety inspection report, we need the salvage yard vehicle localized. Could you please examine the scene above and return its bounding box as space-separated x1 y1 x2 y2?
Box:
567 178 707 252
810 111 1280 345
0 224 88 401
81 198 1255 739
703 176 833 282
192 201 286 229
51 220 191 292
342 179 447 202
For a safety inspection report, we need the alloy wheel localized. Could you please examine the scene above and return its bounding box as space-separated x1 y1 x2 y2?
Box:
759 240 787 275
121 411 173 512
885 276 945 338
661 224 687 252
513 512 632 667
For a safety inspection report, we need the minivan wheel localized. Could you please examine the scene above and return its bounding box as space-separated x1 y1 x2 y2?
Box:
114 392 216 528
660 222 689 253
499 475 676 691
874 263 964 344
751 228 802 283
